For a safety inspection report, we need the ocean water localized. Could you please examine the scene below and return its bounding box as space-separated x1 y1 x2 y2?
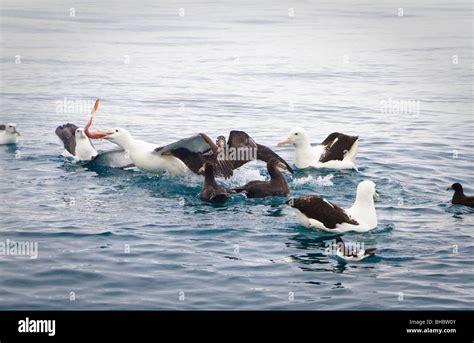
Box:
0 0 473 310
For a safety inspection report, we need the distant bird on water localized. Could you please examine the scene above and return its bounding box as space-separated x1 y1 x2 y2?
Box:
446 183 474 207
0 123 21 145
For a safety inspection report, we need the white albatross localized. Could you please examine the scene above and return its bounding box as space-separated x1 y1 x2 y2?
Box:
277 127 358 169
100 128 188 175
81 99 187 175
286 180 379 232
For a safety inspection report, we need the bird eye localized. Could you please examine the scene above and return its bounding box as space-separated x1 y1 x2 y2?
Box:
115 129 119 133
295 133 298 136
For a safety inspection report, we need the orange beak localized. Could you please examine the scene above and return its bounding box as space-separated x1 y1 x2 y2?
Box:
276 138 291 147
84 99 114 139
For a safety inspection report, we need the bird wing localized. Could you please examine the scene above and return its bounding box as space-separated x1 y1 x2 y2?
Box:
154 134 215 175
225 130 258 169
233 180 265 193
227 130 293 173
55 123 78 156
287 195 358 229
86 148 135 169
319 132 358 162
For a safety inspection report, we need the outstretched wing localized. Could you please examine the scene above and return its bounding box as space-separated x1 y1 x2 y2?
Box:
55 123 78 156
227 130 293 173
155 134 216 175
287 195 358 229
319 132 358 162
226 130 258 169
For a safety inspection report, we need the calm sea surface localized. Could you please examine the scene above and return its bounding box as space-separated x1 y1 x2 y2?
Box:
0 0 473 309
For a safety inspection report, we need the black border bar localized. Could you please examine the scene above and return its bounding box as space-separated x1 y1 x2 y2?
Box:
0 311 472 342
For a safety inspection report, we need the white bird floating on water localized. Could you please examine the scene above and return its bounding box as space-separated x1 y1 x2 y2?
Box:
0 123 21 145
277 127 359 170
100 128 189 175
286 180 379 232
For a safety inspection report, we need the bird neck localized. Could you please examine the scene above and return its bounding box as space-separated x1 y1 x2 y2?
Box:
116 136 136 151
294 137 312 150
353 193 374 209
351 194 377 226
268 165 284 182
294 138 313 162
453 188 465 201
204 168 217 185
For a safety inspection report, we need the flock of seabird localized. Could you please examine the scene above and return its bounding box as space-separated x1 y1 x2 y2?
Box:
2 100 473 261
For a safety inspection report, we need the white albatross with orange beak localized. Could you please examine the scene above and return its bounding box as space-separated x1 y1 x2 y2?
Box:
84 103 187 175
277 127 359 170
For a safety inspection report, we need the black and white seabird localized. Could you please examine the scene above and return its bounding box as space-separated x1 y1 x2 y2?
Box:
56 123 98 161
0 123 20 145
447 183 474 207
199 162 228 203
286 180 379 232
334 237 376 261
233 158 291 198
277 127 358 169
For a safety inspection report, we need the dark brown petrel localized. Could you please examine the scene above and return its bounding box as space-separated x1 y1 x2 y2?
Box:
233 158 291 198
199 162 228 203
447 183 474 207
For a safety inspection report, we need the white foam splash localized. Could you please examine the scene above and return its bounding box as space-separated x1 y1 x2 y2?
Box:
162 171 203 188
292 174 334 187
221 167 265 188
161 167 266 189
